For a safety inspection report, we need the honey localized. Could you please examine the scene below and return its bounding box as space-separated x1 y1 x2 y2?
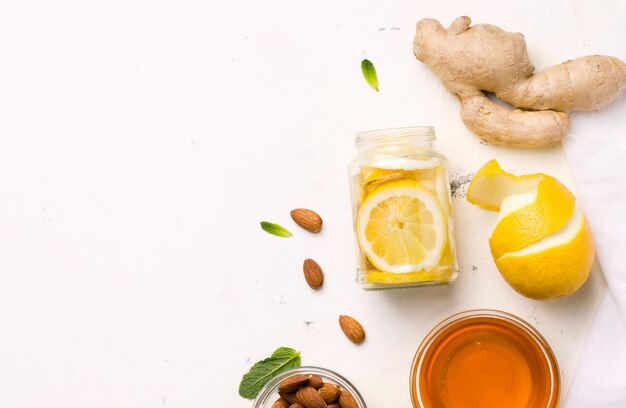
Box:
411 310 559 408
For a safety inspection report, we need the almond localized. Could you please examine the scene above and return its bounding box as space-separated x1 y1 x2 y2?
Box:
303 259 324 289
318 383 339 403
326 404 340 408
272 399 290 408
290 209 323 233
279 391 301 404
338 389 359 408
339 315 365 344
289 404 304 408
296 386 327 408
278 374 310 393
306 374 324 389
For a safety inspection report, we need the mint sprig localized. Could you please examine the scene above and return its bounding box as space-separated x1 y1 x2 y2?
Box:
239 347 301 399
361 59 379 92
260 221 292 237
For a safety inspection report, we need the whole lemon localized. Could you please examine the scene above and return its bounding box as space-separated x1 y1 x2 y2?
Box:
468 160 595 300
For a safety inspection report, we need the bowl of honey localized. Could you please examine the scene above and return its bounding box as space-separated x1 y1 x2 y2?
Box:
410 309 560 408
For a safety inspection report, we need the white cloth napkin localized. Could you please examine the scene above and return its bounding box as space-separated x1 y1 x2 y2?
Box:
563 8 626 406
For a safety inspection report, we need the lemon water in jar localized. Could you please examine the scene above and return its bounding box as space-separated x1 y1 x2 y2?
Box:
348 126 458 289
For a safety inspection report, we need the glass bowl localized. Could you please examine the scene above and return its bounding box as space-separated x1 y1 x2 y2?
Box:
252 366 367 408
410 309 560 408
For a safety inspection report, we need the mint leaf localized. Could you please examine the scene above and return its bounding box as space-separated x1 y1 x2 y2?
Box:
361 59 379 92
260 221 292 237
239 347 301 399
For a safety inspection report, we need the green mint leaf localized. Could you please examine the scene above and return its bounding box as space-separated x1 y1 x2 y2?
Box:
260 221 292 237
239 347 301 399
361 59 379 92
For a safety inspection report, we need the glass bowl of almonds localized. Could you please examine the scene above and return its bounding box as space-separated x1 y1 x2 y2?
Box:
252 366 367 408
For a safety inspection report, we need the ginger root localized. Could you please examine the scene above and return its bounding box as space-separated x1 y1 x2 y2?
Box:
413 16 626 147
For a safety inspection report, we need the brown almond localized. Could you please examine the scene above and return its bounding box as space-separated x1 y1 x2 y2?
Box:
278 374 310 393
339 315 365 344
318 383 339 403
272 399 290 408
290 209 323 233
327 404 340 408
279 391 301 404
289 404 304 408
296 386 327 408
306 374 324 389
338 389 359 408
303 259 324 289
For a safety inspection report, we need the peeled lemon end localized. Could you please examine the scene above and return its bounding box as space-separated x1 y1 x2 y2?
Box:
474 159 503 177
466 160 544 211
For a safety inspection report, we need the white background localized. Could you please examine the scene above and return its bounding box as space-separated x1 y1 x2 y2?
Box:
0 0 621 406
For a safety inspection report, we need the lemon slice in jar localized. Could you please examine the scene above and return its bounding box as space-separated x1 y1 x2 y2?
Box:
356 180 447 273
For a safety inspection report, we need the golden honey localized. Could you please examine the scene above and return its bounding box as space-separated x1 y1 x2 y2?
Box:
411 310 560 408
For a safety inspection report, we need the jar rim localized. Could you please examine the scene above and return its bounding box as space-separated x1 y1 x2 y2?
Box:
409 309 560 408
252 365 367 407
356 126 435 148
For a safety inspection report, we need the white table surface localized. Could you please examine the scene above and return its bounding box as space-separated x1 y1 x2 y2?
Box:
0 0 618 406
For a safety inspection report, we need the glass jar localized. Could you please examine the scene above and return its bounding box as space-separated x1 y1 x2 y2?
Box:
410 310 560 408
348 126 458 289
252 366 367 408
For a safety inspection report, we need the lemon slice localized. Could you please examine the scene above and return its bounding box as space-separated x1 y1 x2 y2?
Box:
356 180 447 273
361 164 438 186
367 269 452 284
367 157 440 170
